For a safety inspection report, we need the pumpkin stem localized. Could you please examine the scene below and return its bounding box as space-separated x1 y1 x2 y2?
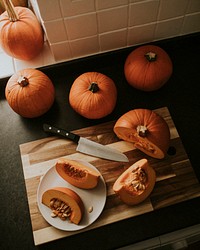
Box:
137 125 148 137
145 52 157 62
88 82 99 93
18 76 29 87
3 0 19 21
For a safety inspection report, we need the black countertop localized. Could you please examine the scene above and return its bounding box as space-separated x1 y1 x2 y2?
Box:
0 33 200 250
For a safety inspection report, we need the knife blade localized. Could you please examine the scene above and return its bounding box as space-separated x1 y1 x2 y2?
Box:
43 123 129 162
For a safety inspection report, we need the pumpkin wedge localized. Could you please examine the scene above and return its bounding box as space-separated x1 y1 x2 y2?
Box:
42 187 84 225
114 109 170 159
113 159 156 205
56 158 100 189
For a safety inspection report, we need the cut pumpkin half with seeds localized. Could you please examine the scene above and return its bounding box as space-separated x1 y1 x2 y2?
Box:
113 159 156 205
114 109 170 159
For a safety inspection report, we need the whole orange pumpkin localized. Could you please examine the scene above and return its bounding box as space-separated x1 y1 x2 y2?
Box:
69 72 117 119
0 0 44 60
124 45 173 91
5 68 55 118
114 109 170 159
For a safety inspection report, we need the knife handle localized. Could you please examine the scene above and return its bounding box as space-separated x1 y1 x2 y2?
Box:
43 124 80 143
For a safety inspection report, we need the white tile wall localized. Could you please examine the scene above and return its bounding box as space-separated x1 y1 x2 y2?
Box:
100 29 127 51
65 13 97 40
158 0 189 20
129 1 160 26
128 23 156 45
182 12 200 34
0 0 200 79
155 17 184 40
34 0 62 21
43 19 68 43
70 35 99 58
187 0 200 13
33 0 200 62
98 6 128 33
60 0 95 17
96 0 129 10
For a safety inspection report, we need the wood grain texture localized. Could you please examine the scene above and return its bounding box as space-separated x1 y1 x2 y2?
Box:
19 107 200 245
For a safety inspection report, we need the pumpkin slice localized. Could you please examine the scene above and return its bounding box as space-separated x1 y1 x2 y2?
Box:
113 159 156 205
42 187 84 225
114 109 170 159
56 158 100 189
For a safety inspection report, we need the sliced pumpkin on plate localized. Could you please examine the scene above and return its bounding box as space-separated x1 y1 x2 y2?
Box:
56 158 100 189
42 187 84 225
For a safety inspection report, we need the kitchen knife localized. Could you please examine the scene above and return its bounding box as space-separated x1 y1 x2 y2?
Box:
43 123 129 162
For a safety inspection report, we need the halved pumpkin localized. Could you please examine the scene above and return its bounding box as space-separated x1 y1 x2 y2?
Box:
114 109 170 159
56 158 100 189
113 159 156 205
42 187 84 225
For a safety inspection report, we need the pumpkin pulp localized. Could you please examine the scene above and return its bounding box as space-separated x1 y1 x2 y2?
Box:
42 187 84 225
113 159 156 205
114 109 170 159
56 158 100 189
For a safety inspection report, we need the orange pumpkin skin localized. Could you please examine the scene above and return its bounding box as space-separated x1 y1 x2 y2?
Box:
0 4 44 60
113 159 156 205
69 72 117 119
56 158 100 189
124 45 173 91
42 187 84 225
5 68 55 118
114 109 170 159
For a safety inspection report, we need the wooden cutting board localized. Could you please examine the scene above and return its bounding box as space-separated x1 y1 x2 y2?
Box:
19 107 200 245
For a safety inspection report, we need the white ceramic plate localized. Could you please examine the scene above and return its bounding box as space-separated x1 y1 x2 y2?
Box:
37 160 107 231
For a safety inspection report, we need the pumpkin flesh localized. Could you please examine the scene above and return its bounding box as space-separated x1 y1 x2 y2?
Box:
56 158 100 189
113 159 156 205
114 109 170 159
42 187 84 225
